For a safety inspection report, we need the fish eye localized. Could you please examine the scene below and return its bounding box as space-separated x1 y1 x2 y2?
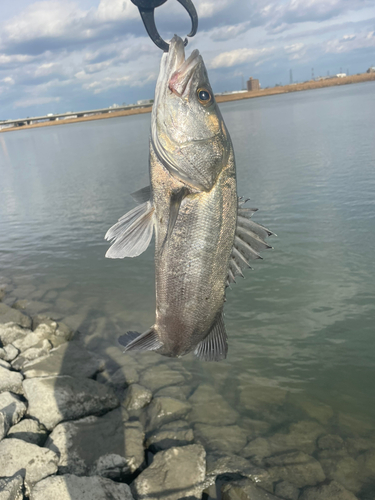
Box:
197 88 212 104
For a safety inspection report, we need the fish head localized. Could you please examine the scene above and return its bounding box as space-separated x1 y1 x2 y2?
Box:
151 35 232 192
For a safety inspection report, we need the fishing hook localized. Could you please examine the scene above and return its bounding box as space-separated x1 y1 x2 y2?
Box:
130 0 198 52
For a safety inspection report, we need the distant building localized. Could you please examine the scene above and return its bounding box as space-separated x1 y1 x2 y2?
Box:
136 99 154 106
247 77 260 91
367 67 375 73
336 73 347 78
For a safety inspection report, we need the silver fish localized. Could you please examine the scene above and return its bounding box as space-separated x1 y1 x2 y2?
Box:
105 36 272 361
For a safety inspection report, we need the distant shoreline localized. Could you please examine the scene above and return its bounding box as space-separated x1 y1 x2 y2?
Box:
2 72 374 133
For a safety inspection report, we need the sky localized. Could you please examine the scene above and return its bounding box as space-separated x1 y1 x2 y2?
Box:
0 0 374 119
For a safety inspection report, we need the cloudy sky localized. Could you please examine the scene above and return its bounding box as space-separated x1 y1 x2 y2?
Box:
1 0 374 119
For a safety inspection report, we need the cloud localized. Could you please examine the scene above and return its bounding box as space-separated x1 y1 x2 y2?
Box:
14 96 61 108
210 47 274 69
209 22 250 41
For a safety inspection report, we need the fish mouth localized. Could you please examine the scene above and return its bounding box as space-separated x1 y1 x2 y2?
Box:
166 36 200 98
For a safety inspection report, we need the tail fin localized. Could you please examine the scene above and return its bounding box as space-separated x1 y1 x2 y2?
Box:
118 328 163 352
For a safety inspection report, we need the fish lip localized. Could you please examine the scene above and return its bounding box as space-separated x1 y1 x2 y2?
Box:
167 40 200 98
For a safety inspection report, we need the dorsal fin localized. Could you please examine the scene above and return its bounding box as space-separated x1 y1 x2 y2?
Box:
194 313 228 362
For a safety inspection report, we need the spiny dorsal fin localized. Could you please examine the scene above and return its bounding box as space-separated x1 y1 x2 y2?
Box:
131 185 152 204
118 328 163 352
105 200 154 258
194 313 228 362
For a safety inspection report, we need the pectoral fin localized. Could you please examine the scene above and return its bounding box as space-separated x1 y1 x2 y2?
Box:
162 187 190 250
194 313 228 362
105 200 154 258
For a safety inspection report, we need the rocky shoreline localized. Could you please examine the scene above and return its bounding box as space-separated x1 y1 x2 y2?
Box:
0 283 374 500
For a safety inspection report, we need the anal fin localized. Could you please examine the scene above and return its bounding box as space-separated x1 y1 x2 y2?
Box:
118 328 163 352
105 200 154 258
131 185 151 204
194 313 228 362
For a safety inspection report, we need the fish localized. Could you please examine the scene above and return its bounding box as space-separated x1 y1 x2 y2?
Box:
105 35 273 361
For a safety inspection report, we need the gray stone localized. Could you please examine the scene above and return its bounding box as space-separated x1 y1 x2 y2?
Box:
32 316 74 342
154 384 190 400
109 366 139 388
0 475 23 500
346 437 375 455
265 451 325 488
0 438 58 493
238 417 271 440
0 323 30 346
0 366 23 395
205 454 274 493
299 480 358 500
274 481 300 500
0 392 26 440
23 375 119 430
22 341 104 379
287 395 334 425
131 445 206 500
141 396 191 432
123 384 152 410
194 424 248 454
0 344 19 362
139 364 186 392
0 305 31 329
188 384 238 426
12 324 55 352
318 434 344 450
12 299 49 315
240 384 287 415
7 418 48 446
222 479 280 500
11 339 53 370
338 412 374 435
29 474 134 500
0 359 10 369
0 287 5 302
45 408 144 478
318 452 362 493
146 420 194 452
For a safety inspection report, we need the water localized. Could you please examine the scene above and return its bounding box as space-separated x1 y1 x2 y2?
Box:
1 81 375 496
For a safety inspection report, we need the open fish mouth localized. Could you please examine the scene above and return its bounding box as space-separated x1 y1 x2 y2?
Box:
168 47 200 97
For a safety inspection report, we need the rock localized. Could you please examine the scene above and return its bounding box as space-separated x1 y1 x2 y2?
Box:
0 475 24 500
239 384 287 416
123 384 152 410
0 287 5 302
357 448 375 476
12 324 55 352
318 434 344 450
0 344 19 362
141 396 191 432
146 420 194 452
299 480 358 500
32 316 73 342
265 451 325 488
11 339 53 370
0 392 27 440
205 454 273 492
194 424 248 454
7 418 48 446
288 395 334 425
238 417 271 440
188 384 238 426
139 365 186 392
0 323 30 346
22 341 104 379
0 359 10 369
274 481 300 500
338 412 374 435
222 479 280 500
0 366 23 394
131 445 206 500
318 452 362 493
0 438 58 493
0 305 31 329
346 437 375 455
45 408 144 478
154 384 190 400
12 300 49 315
29 474 134 500
23 375 119 430
109 366 139 388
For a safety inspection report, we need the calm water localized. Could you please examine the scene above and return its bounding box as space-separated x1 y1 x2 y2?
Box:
1 82 375 452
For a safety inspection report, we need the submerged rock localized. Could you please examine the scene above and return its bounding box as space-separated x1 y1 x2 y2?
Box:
139 365 186 392
221 479 280 500
22 341 104 379
265 451 325 488
123 384 152 411
188 384 238 426
7 418 48 446
145 419 194 452
141 396 191 432
0 438 58 493
0 475 24 500
154 384 190 400
0 366 23 395
239 384 287 418
11 339 53 370
194 423 247 454
299 480 358 500
0 392 27 441
29 474 134 500
109 366 139 388
0 305 31 329
45 408 144 478
131 445 206 500
274 480 300 500
23 375 119 430
318 434 344 451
